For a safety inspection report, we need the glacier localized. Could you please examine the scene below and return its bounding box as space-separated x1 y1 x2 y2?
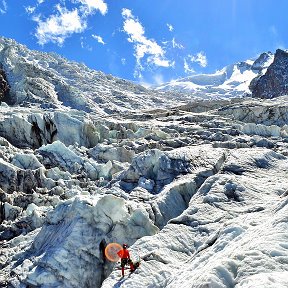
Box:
0 37 288 288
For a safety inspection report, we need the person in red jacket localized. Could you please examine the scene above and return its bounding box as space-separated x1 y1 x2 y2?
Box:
117 244 135 277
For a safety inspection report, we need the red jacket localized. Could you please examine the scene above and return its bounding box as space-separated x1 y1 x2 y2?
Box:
117 249 130 259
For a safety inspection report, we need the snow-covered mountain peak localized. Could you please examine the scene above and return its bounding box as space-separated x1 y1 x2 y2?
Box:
155 52 275 99
251 51 274 70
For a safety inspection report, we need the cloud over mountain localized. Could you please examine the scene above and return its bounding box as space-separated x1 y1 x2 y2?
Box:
121 8 174 78
29 0 108 45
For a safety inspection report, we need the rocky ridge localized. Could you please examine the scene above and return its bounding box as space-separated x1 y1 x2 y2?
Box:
250 49 288 99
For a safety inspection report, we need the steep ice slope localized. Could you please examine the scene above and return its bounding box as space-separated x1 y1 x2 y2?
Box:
0 37 182 114
155 52 274 98
102 148 288 288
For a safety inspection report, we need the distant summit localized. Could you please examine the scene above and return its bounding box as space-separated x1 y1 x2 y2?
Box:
154 52 274 99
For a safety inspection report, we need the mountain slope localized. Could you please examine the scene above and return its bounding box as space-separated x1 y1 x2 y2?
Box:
0 37 176 114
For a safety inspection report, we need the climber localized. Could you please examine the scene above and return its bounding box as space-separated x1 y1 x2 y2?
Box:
117 243 135 277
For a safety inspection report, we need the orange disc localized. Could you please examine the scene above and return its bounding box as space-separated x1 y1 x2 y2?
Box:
105 243 123 262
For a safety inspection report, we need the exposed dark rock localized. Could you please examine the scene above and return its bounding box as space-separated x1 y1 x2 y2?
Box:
251 49 288 98
0 67 10 102
0 205 3 225
31 121 43 148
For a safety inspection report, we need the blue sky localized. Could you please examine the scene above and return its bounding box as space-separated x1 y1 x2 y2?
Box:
0 0 287 85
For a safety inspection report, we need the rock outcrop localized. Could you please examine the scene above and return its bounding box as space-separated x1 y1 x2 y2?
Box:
0 67 9 101
251 49 288 98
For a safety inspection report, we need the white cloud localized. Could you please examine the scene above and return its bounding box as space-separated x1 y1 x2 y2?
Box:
122 8 132 18
121 58 126 65
172 38 184 49
167 23 173 32
123 18 145 43
184 51 208 74
29 0 108 45
34 5 86 45
76 0 108 15
25 0 44 15
121 8 173 78
184 58 195 74
25 6 36 14
151 57 173 68
0 0 7 14
92 34 105 45
189 51 208 67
